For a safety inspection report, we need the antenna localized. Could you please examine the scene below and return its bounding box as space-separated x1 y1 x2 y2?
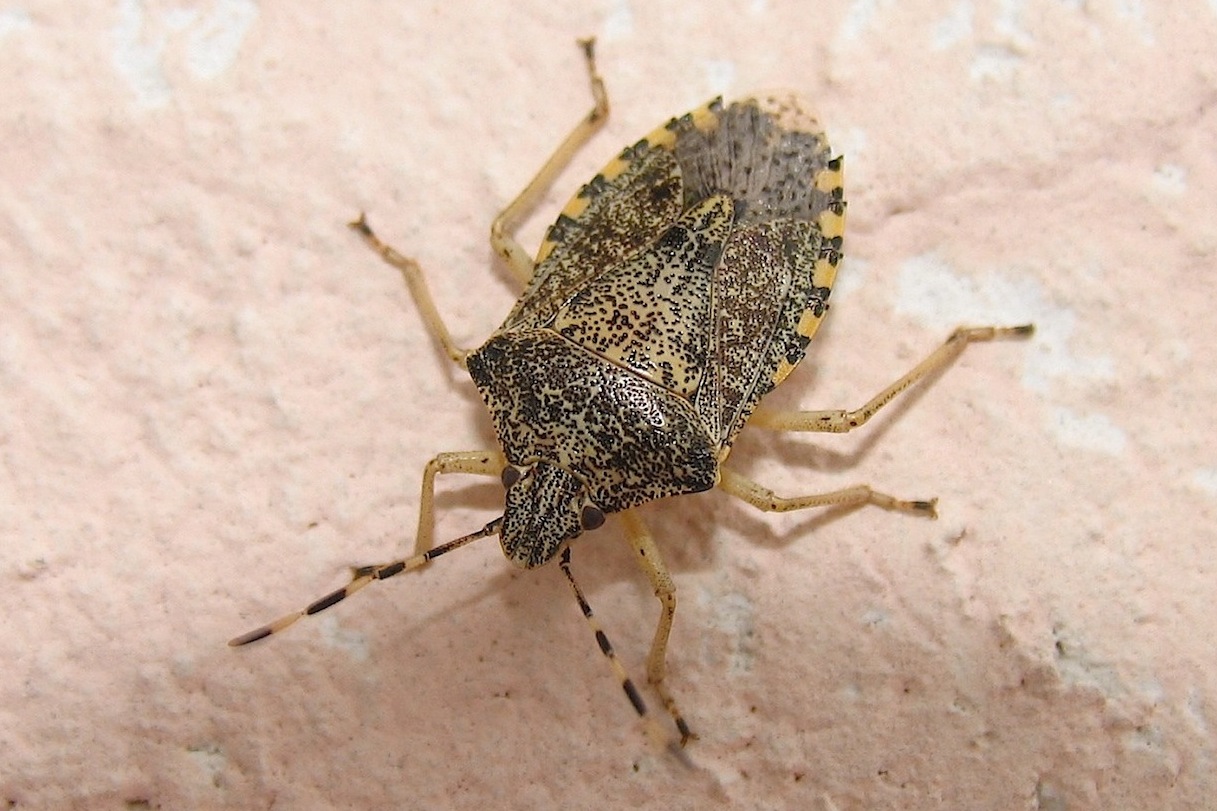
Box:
228 518 502 646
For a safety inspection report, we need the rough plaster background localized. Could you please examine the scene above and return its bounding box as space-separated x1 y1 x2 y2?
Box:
3 2 1215 809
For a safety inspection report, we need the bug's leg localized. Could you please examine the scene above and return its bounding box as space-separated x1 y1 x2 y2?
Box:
229 518 502 646
718 468 939 518
558 548 681 752
348 213 470 368
618 509 694 746
749 324 1034 433
413 450 506 558
489 38 610 286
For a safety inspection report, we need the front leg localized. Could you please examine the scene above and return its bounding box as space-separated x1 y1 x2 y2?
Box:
619 509 694 745
413 450 506 557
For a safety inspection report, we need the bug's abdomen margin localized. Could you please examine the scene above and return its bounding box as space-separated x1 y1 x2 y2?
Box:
672 93 846 449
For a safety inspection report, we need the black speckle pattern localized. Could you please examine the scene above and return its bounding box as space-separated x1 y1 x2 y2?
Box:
468 93 844 567
552 194 734 395
469 330 718 509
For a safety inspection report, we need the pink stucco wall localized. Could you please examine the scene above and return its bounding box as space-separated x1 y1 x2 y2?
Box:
3 3 1214 808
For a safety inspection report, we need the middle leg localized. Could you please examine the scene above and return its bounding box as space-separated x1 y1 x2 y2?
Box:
749 324 1034 433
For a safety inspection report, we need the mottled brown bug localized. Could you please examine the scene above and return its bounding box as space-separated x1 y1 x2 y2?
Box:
231 40 1033 747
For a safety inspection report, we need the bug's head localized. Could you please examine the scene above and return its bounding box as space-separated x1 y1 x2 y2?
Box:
498 461 606 569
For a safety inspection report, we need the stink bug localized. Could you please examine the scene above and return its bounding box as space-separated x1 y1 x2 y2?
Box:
231 40 1033 747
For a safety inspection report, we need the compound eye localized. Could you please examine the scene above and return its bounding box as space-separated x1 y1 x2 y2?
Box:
500 466 521 489
580 504 606 531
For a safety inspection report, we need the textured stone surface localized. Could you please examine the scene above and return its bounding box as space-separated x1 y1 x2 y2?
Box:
3 3 1214 808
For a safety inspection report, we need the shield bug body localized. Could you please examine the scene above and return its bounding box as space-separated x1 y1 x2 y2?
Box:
231 41 1033 747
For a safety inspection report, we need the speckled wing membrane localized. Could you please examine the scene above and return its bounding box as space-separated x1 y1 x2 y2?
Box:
499 93 845 456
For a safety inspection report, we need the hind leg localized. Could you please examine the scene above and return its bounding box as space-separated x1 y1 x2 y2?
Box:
489 38 610 286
